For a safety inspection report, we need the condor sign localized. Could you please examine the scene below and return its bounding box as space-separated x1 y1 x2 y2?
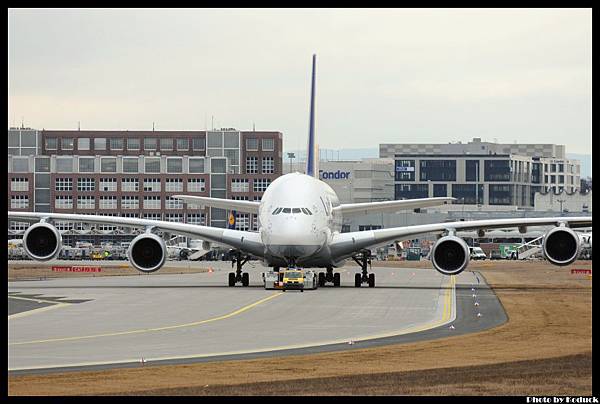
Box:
319 170 351 180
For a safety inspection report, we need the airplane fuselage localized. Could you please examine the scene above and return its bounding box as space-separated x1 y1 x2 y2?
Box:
258 172 342 268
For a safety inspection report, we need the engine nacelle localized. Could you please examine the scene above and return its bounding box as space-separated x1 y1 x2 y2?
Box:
23 222 63 261
543 227 580 266
431 235 470 276
128 233 167 273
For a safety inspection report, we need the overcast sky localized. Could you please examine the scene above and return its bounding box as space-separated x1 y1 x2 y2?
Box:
8 8 592 154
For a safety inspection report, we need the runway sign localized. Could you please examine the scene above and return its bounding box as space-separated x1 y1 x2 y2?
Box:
52 266 102 272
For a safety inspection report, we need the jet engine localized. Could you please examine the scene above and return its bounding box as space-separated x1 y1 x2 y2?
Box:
431 235 470 275
542 226 580 266
23 222 62 261
127 233 167 273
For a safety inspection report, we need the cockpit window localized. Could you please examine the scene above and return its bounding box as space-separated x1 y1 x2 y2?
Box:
302 208 313 215
292 208 301 213
272 208 280 215
282 208 291 213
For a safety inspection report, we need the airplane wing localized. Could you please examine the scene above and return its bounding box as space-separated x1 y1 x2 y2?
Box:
329 216 592 260
171 195 260 214
7 211 265 257
334 197 455 216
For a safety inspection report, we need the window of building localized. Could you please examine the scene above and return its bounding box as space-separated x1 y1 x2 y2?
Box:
100 158 117 173
159 138 173 150
143 213 162 220
395 160 415 181
35 174 50 189
79 157 95 173
143 195 161 209
121 195 139 209
165 178 183 192
99 196 117 209
55 196 73 209
550 175 556 183
489 184 512 205
211 158 227 174
558 164 564 172
77 195 95 209
35 157 50 172
433 183 447 197
78 138 90 150
11 195 29 209
166 158 183 173
99 178 117 192
127 138 140 150
189 158 205 173
176 138 189 151
62 138 74 150
208 132 223 148
231 178 249 192
262 156 274 174
11 177 29 192
253 178 271 192
558 175 564 183
235 213 250 231
11 158 29 172
484 160 510 181
55 178 73 191
94 138 107 150
192 137 205 150
550 164 556 172
9 131 19 147
188 178 206 192
45 137 58 150
263 138 275 151
465 160 480 182
109 138 123 150
56 157 73 173
187 213 205 225
420 160 456 181
246 138 258 151
143 178 161 192
451 184 483 205
122 178 139 192
10 220 30 231
395 184 428 200
164 213 183 222
145 158 161 173
77 178 95 191
224 132 239 148
246 156 258 174
122 157 139 173
224 149 239 167
165 196 183 210
212 174 226 189
144 138 157 150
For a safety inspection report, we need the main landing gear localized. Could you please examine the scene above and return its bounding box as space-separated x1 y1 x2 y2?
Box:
352 250 375 288
318 267 340 287
229 251 250 287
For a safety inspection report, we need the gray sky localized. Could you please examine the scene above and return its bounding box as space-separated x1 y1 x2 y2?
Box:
9 8 592 154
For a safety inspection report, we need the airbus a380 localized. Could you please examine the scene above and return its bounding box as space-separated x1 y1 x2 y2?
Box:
8 55 592 287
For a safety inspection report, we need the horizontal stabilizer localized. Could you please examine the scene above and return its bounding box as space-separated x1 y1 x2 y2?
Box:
171 195 260 214
334 197 455 216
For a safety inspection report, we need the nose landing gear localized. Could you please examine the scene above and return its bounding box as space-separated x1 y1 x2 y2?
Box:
352 250 375 287
229 251 250 287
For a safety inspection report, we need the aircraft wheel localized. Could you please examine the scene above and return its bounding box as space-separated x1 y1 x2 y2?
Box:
242 272 249 287
333 272 341 287
228 272 236 287
318 272 325 287
300 289 304 293
355 273 362 287
368 273 375 288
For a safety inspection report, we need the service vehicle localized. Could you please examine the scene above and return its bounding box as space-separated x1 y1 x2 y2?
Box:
469 246 487 260
262 268 318 291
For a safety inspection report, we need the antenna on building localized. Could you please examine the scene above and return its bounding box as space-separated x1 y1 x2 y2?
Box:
253 122 255 132
21 117 24 129
211 115 214 131
152 122 155 131
78 121 80 131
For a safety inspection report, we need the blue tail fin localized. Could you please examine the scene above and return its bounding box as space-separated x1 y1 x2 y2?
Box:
306 54 317 177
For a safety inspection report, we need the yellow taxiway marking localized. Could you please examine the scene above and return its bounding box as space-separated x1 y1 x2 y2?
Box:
8 295 73 320
9 276 457 371
9 292 282 346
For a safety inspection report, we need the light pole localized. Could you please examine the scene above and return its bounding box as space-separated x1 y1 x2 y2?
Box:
287 152 295 173
557 198 566 215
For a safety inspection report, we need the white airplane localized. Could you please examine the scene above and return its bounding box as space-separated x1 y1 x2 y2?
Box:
7 55 592 287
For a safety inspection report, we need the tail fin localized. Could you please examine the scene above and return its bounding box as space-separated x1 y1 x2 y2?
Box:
306 54 317 177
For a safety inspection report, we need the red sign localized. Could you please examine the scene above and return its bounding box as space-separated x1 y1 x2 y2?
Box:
571 269 592 275
52 266 102 272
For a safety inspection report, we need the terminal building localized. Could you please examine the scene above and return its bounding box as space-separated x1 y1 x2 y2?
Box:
380 137 581 209
8 127 283 244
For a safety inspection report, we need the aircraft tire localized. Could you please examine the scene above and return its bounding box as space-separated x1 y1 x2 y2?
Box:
242 272 249 287
355 273 362 287
368 273 375 288
318 272 325 287
228 272 236 287
333 272 341 287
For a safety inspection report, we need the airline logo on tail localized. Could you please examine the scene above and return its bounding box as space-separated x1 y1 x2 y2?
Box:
306 54 317 177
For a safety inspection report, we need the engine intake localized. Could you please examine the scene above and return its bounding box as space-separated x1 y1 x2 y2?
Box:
128 233 167 273
431 235 470 275
23 222 62 261
543 227 580 266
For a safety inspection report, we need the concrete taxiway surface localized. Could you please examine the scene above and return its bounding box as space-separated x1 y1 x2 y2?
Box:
8 263 505 373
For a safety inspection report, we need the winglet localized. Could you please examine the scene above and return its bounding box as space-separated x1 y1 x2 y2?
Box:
306 54 317 177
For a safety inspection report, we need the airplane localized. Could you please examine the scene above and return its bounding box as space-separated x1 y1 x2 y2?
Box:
7 55 592 288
